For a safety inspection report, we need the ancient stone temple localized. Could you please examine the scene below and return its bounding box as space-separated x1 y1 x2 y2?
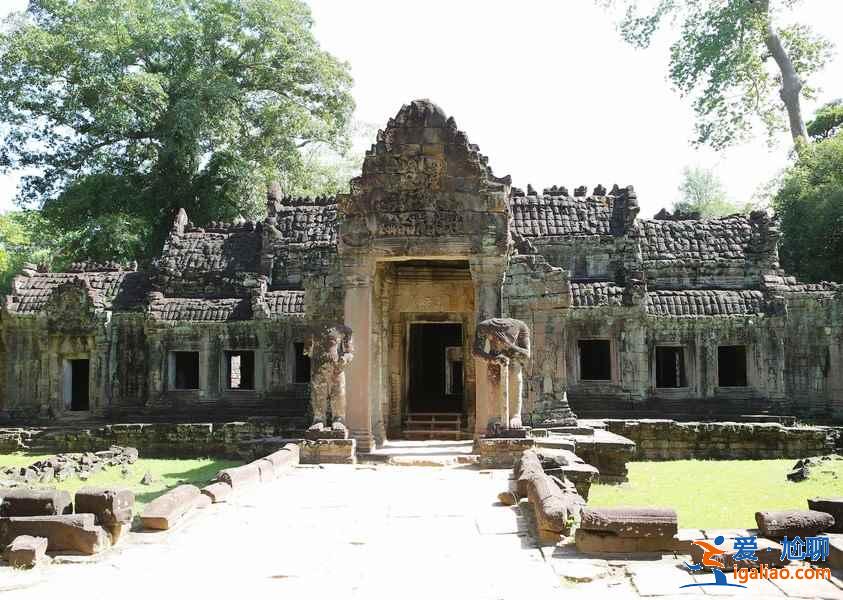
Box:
1 100 841 450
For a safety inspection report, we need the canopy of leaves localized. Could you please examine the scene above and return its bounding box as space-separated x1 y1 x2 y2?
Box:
673 165 742 217
773 132 843 283
605 0 832 148
0 210 63 293
0 0 354 264
807 100 843 141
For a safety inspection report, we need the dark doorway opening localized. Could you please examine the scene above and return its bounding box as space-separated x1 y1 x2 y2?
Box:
655 347 687 388
408 323 463 413
173 351 200 390
293 342 311 383
579 340 612 381
718 345 748 387
226 351 255 390
69 359 90 411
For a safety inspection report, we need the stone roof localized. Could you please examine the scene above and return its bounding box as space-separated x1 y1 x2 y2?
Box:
266 196 337 247
510 194 615 238
638 215 752 265
7 270 148 315
571 282 624 307
158 223 261 276
645 290 765 317
149 291 305 322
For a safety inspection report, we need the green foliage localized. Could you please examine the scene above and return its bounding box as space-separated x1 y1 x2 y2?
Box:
589 458 843 529
673 165 743 217
773 132 843 283
604 0 832 149
0 209 60 293
807 99 843 141
0 0 354 264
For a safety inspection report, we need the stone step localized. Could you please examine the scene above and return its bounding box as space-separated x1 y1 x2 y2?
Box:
403 430 469 440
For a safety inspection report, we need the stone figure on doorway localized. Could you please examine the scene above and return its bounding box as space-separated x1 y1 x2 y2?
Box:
473 318 531 432
306 325 354 434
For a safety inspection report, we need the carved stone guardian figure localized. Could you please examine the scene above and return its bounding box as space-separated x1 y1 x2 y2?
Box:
306 325 354 436
473 318 531 434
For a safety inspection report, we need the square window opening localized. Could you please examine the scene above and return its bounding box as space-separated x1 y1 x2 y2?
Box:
171 351 200 390
718 345 747 387
579 340 612 381
655 347 687 388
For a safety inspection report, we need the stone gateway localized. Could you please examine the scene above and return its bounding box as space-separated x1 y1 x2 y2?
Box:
1 100 842 451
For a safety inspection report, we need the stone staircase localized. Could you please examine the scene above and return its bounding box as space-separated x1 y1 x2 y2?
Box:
402 413 467 440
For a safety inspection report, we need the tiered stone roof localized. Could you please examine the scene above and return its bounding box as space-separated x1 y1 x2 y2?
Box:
645 290 765 317
638 215 752 265
510 194 615 237
6 269 148 315
571 282 624 307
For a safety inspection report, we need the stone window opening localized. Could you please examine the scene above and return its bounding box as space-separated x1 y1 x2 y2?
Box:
655 346 687 388
578 339 612 381
64 358 90 411
225 350 255 390
293 342 311 384
718 345 748 387
169 351 200 390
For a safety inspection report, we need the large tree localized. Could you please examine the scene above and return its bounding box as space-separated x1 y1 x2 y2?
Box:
601 0 832 149
673 165 741 217
773 130 843 283
0 0 354 263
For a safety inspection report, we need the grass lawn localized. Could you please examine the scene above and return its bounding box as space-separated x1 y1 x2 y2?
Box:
0 453 241 514
587 458 843 530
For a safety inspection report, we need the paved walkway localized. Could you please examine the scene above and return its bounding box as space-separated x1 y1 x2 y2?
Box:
2 464 843 599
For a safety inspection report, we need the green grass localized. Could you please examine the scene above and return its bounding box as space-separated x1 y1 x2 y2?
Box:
0 453 240 514
588 458 843 530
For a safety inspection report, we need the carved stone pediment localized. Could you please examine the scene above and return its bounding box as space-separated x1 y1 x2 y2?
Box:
43 278 99 333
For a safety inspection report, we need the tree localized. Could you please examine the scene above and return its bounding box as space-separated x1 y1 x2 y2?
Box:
0 210 59 293
673 166 742 217
0 0 354 264
601 0 832 149
773 132 843 283
807 99 843 141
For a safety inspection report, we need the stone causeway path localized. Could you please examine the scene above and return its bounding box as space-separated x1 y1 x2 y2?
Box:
3 464 843 599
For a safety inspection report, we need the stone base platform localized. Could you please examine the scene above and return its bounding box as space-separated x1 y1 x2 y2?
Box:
476 437 535 468
535 425 635 482
300 438 356 464
303 428 349 441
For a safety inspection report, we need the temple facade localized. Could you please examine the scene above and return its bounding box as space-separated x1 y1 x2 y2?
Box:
1 100 841 450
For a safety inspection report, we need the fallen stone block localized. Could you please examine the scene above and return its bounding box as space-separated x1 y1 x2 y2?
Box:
575 528 684 554
193 494 212 510
755 509 835 539
3 535 47 568
580 507 678 538
216 463 261 488
514 450 545 498
689 536 788 570
140 484 200 530
0 488 73 517
0 514 110 554
807 498 843 533
263 445 299 473
250 458 276 482
74 487 134 544
201 482 233 503
829 534 843 569
527 474 580 543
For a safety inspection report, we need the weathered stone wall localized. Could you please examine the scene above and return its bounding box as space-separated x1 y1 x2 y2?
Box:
601 419 837 460
0 419 302 459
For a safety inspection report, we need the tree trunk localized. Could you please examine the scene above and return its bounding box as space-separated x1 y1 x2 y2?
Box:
756 0 809 147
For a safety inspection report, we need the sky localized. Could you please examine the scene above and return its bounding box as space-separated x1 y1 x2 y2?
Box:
0 0 841 218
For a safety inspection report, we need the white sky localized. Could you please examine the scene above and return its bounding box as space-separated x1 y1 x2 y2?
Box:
1 0 841 217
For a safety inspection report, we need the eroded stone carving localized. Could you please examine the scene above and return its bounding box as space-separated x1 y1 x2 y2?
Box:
473 318 531 432
306 325 354 434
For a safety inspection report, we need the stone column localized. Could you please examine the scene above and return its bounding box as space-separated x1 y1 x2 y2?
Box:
343 258 375 452
470 258 506 438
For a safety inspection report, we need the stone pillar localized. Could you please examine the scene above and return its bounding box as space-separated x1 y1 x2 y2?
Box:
470 258 506 438
343 259 375 452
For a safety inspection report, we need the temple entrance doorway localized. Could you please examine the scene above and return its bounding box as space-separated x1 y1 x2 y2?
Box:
65 358 90 411
404 322 465 439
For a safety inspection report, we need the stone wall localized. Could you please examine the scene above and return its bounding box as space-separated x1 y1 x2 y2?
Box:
600 419 838 460
0 418 302 460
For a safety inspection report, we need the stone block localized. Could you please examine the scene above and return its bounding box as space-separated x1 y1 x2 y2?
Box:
0 488 73 517
829 534 843 569
755 509 835 539
526 475 570 542
477 437 535 469
216 463 261 488
580 507 678 538
140 484 200 530
74 487 134 544
0 514 110 554
250 458 276 482
263 445 299 472
300 438 356 464
3 535 47 568
201 482 232 503
192 494 212 510
807 498 843 533
575 528 684 553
